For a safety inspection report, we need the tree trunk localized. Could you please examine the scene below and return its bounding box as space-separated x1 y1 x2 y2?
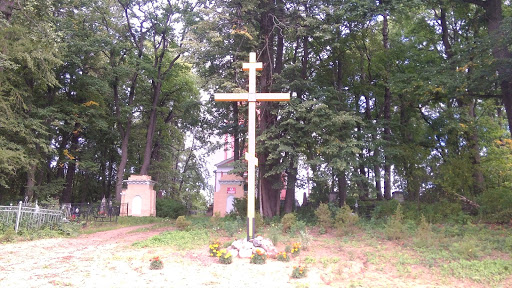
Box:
258 0 283 217
464 0 512 131
232 102 240 161
140 81 162 175
469 100 485 194
25 162 36 202
381 4 393 200
284 155 297 213
337 171 348 206
62 122 81 203
113 71 137 201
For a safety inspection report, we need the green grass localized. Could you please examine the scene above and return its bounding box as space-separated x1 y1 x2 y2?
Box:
132 228 210 250
81 216 166 234
441 259 512 285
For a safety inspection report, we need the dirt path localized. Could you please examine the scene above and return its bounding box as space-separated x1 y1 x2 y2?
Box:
0 226 500 288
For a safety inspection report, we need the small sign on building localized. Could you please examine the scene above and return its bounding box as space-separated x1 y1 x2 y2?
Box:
227 187 236 194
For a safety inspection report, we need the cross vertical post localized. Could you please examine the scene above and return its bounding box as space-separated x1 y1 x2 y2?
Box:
215 52 289 240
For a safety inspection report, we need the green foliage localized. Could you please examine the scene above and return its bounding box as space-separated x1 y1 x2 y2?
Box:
441 259 512 285
149 256 164 270
372 200 400 220
209 239 221 257
0 228 17 243
175 216 191 231
267 223 282 246
255 213 264 232
231 196 247 218
384 204 406 241
281 213 297 233
334 204 359 236
299 229 313 251
413 215 435 248
402 201 465 224
217 249 233 264
222 218 241 237
290 220 307 235
478 186 512 223
250 250 267 264
291 265 308 278
277 251 290 262
315 203 333 231
156 198 187 219
448 238 483 260
210 212 222 229
133 229 209 250
295 205 317 225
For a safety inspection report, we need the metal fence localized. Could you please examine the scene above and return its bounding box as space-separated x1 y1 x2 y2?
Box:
62 202 121 223
0 202 63 233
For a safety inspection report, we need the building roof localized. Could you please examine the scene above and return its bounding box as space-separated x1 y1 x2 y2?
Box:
214 156 235 169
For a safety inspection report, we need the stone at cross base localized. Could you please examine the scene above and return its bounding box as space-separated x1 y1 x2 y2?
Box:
120 175 156 217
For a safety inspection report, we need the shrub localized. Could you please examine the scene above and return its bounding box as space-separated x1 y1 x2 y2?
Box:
255 213 264 232
277 251 290 262
175 216 191 231
217 249 233 264
223 220 239 237
149 256 163 270
372 199 400 220
209 240 221 257
384 204 406 240
281 213 296 233
267 223 282 245
210 212 222 229
291 265 308 278
413 214 434 248
156 198 187 219
299 228 313 251
334 204 359 235
232 196 247 218
250 249 267 264
295 204 317 225
315 203 333 231
291 242 301 256
290 220 307 235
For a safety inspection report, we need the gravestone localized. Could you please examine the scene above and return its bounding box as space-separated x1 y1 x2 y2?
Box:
121 175 156 217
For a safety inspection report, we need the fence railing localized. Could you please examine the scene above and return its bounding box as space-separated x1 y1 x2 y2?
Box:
0 202 63 233
62 202 121 223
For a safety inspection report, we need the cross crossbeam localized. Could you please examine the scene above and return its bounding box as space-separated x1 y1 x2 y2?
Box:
214 52 290 240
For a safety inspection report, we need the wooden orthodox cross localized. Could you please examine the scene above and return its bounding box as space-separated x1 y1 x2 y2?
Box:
215 52 290 240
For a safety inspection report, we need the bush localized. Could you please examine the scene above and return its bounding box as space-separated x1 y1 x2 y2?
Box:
384 204 406 240
291 265 308 278
299 229 313 251
334 204 359 235
255 213 264 232
372 199 400 220
281 213 296 233
290 220 307 235
315 203 333 231
156 198 187 219
413 214 434 248
217 249 233 264
175 216 191 231
295 204 317 225
250 249 267 264
478 187 512 221
232 196 247 218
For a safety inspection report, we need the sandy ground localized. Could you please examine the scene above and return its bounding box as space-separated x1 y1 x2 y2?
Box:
0 225 507 288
